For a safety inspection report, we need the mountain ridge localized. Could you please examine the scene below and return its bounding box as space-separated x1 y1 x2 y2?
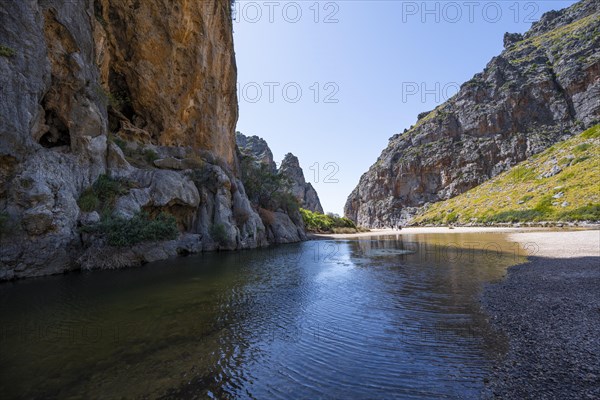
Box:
345 0 599 227
236 132 324 213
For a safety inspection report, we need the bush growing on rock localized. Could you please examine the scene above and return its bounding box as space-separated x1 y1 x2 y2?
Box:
0 45 16 58
83 212 178 247
239 154 298 212
210 223 229 245
78 174 130 214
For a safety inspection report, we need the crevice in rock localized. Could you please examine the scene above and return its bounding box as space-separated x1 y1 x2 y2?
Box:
93 0 104 22
108 68 135 120
547 60 577 123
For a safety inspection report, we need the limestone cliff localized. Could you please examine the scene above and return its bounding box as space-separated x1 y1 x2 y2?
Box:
0 0 302 280
236 133 324 213
345 0 600 227
93 0 238 165
279 153 324 214
1 1 109 279
236 132 277 171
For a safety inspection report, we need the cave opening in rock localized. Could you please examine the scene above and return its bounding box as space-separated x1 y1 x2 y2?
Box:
39 109 71 148
108 69 135 121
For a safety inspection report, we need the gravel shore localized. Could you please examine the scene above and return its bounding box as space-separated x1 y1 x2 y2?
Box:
482 230 600 399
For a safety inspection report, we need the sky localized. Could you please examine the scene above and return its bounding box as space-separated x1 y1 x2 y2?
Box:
233 0 577 215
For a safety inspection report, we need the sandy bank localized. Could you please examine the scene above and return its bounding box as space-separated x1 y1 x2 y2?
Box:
311 226 538 239
506 230 600 258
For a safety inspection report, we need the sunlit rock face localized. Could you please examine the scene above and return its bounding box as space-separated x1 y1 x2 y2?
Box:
345 0 600 227
94 0 238 165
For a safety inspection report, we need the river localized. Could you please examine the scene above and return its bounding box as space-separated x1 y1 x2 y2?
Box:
0 233 528 398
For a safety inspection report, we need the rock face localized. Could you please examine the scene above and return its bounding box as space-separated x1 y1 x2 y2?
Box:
94 0 238 165
345 0 600 227
0 0 108 279
236 132 276 171
0 0 303 280
235 133 324 213
279 153 324 213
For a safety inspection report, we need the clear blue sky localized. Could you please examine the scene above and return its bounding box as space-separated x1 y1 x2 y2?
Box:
233 0 576 215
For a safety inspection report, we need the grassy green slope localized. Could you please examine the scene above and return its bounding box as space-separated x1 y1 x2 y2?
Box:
413 125 600 225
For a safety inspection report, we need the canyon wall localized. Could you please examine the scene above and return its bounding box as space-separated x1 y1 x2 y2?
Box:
345 0 600 227
0 0 303 280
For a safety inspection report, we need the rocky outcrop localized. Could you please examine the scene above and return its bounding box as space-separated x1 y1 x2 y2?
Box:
0 0 301 280
236 132 276 171
236 133 324 213
345 0 600 227
279 153 324 213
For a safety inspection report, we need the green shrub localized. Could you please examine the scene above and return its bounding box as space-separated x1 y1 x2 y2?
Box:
574 143 591 153
210 223 229 244
486 209 545 223
580 125 600 139
239 154 297 212
78 175 129 213
84 212 178 247
300 208 359 233
533 195 554 214
143 149 159 164
558 204 600 221
445 212 458 224
0 45 16 58
78 189 100 212
572 156 590 165
272 191 300 214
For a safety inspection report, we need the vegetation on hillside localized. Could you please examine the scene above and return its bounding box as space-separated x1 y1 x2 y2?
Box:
82 212 179 247
300 208 368 234
239 154 299 214
78 174 131 213
413 125 600 225
78 175 179 245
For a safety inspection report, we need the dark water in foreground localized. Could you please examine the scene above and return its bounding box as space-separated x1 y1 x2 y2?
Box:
0 233 528 399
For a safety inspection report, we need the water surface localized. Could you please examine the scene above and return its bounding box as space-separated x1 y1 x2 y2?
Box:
0 233 526 398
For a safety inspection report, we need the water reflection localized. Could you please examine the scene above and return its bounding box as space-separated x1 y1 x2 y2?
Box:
0 233 525 398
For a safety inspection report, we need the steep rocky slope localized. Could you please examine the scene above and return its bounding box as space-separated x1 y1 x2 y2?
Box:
345 0 600 227
236 132 277 171
0 0 303 280
279 153 324 213
413 124 600 224
236 133 324 213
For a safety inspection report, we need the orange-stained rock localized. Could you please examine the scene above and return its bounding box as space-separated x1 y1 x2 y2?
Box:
95 0 238 165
